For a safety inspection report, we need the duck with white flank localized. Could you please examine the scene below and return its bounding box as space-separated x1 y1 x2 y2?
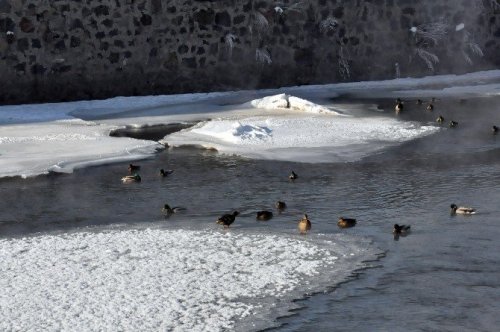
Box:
289 171 298 180
121 173 141 183
450 204 476 215
216 211 239 228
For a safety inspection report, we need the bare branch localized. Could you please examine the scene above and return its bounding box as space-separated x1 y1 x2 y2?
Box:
256 48 272 65
415 48 439 71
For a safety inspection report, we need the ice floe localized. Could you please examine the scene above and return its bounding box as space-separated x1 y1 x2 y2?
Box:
0 228 374 331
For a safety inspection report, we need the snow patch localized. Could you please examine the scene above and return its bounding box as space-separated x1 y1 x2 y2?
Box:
250 93 340 114
455 23 465 31
0 228 374 331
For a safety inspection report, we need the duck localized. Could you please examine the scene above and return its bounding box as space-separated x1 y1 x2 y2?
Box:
159 169 174 177
256 210 273 221
436 115 444 123
128 164 141 173
416 99 423 105
450 204 476 215
394 101 403 114
426 103 434 112
298 214 311 234
216 211 239 228
393 224 411 235
275 201 287 210
121 173 141 183
492 125 498 134
289 171 298 180
162 204 186 215
337 217 357 228
449 120 458 128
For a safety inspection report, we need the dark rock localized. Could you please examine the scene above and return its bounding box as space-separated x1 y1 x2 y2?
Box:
0 0 11 13
31 64 46 75
194 9 215 25
14 62 25 72
109 52 120 63
19 17 35 33
140 14 152 26
70 36 80 48
0 17 15 33
70 19 84 31
94 5 109 17
102 18 114 28
182 57 197 69
54 40 66 51
114 39 125 48
17 38 29 52
95 31 106 39
233 15 246 25
215 12 231 27
151 0 162 14
178 44 189 54
31 38 41 48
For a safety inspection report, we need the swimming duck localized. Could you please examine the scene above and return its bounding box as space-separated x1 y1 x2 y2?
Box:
289 171 298 180
393 224 411 234
492 125 498 134
449 120 458 128
426 103 434 112
128 164 141 173
275 201 287 210
337 217 357 228
216 211 239 228
159 169 174 177
450 204 476 215
436 115 444 123
298 214 311 234
121 173 141 183
394 101 403 114
256 210 273 221
162 204 186 215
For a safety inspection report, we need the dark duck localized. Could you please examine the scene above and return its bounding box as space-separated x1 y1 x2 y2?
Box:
216 211 239 228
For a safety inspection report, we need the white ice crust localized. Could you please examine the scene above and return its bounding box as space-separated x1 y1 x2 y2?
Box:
0 228 373 331
1 70 500 177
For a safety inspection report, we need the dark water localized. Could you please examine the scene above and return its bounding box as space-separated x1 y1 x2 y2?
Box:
1 96 500 331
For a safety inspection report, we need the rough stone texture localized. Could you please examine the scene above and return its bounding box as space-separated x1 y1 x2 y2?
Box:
0 0 499 104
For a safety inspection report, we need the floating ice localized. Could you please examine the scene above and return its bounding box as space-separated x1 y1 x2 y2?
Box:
165 115 439 163
0 228 374 331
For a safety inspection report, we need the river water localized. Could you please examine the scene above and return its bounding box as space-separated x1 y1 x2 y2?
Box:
1 96 499 331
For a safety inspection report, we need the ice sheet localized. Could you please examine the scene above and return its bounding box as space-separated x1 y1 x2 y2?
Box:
0 228 374 331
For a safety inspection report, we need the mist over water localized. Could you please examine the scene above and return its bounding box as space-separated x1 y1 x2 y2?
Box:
1 95 500 330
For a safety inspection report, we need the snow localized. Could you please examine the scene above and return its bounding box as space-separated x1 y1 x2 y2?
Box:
0 228 374 331
1 70 500 178
456 23 465 31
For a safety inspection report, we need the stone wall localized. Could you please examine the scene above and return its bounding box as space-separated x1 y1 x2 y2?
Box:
0 0 499 104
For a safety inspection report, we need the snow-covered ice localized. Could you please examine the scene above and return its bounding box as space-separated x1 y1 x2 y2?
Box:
0 228 374 331
1 70 500 178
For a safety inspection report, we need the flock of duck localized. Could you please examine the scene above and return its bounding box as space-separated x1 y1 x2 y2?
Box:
395 97 498 133
120 163 477 239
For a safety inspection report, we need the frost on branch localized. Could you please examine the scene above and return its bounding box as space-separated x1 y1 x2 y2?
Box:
461 31 484 65
274 1 305 15
256 48 272 65
410 21 448 46
224 33 237 57
319 17 338 34
414 48 439 71
338 46 351 79
251 11 269 35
